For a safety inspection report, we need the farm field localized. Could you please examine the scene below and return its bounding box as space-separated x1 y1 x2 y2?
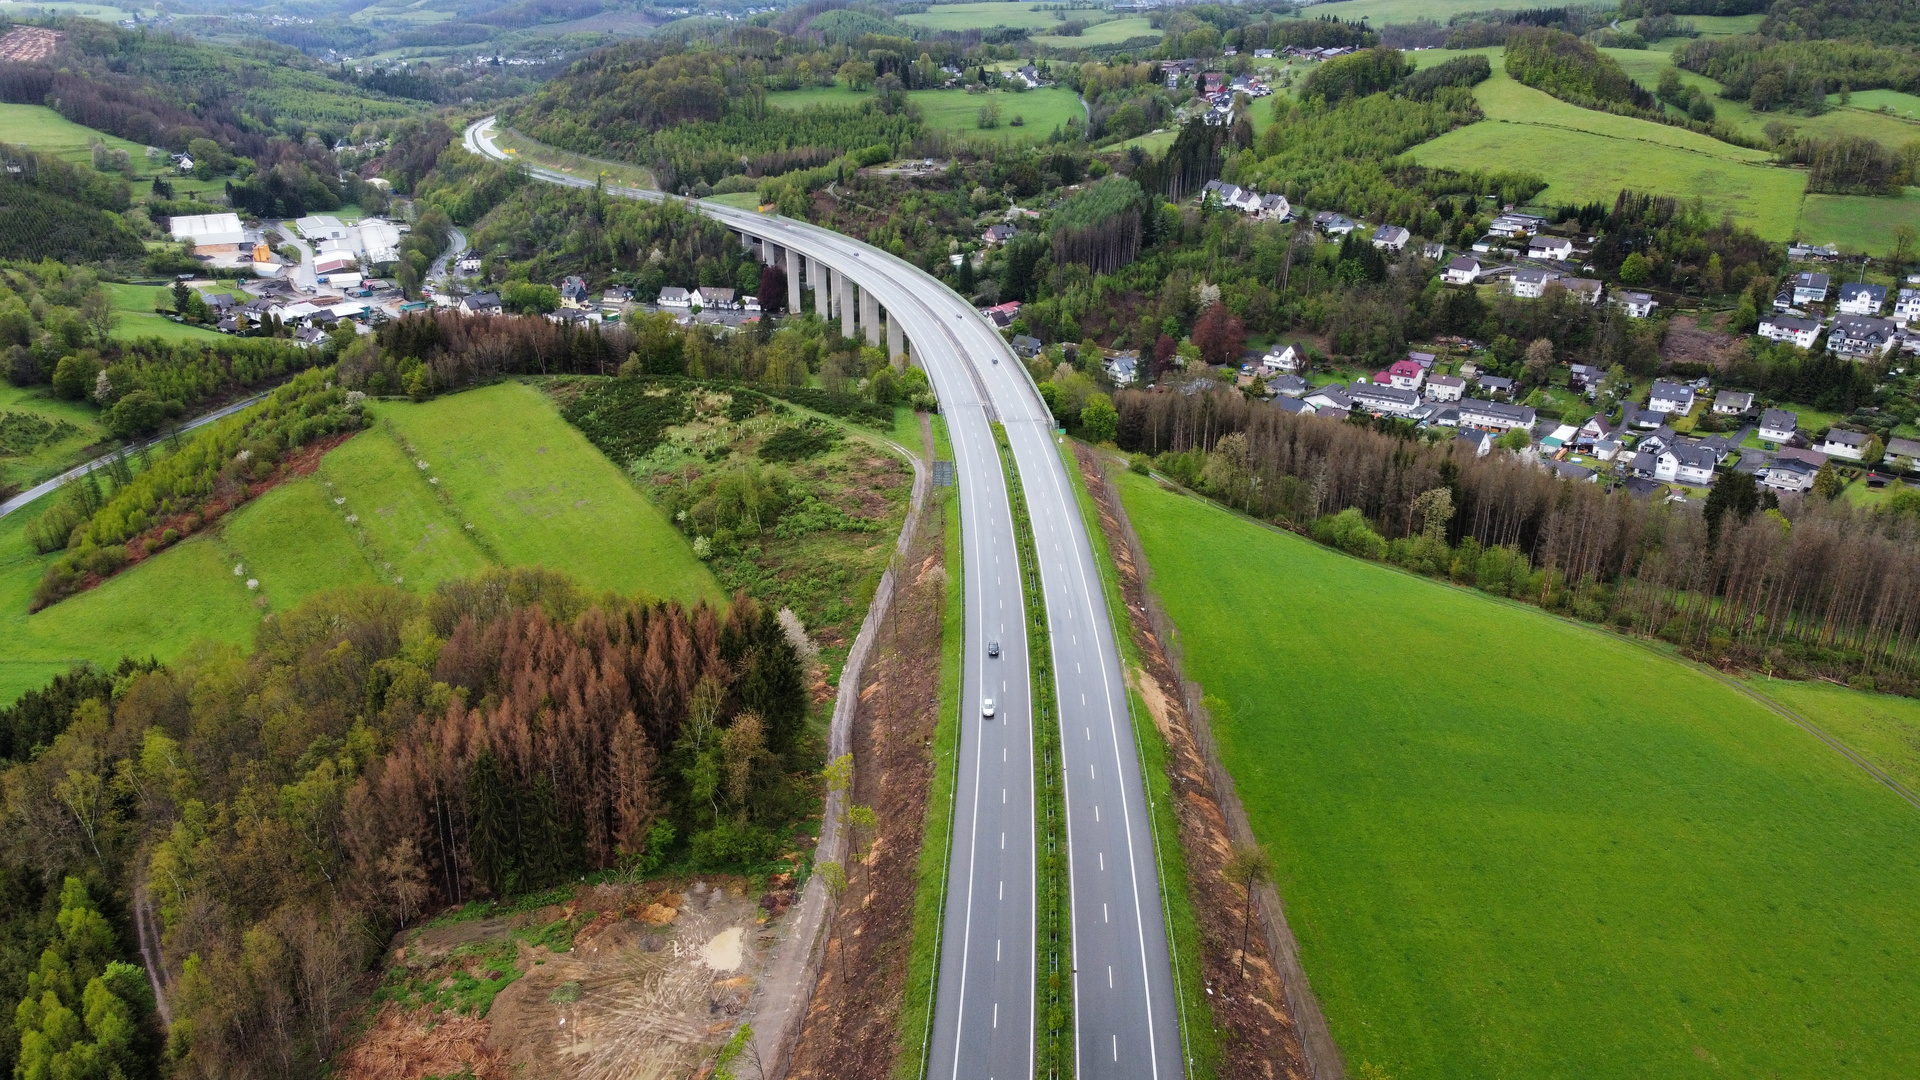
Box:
1031 15 1156 48
767 86 1085 143
1116 468 1920 1079
1795 190 1920 255
0 382 103 493
0 381 718 704
1603 49 1920 152
1285 0 1540 22
1408 51 1805 238
0 103 151 164
895 1 1071 31
102 281 228 343
1746 676 1920 796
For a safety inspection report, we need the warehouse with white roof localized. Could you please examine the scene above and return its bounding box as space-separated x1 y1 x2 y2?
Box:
169 213 245 254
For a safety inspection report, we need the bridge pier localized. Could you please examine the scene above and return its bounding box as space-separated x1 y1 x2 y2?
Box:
887 312 904 364
811 256 828 319
838 273 856 341
861 287 880 348
786 246 802 317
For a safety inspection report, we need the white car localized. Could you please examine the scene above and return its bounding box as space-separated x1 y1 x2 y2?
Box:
982 697 995 718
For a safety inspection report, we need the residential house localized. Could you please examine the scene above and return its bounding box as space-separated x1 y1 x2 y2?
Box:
1273 395 1316 416
1311 211 1358 237
1561 278 1604 305
742 294 762 313
1456 429 1494 457
1888 435 1920 465
1792 271 1831 306
1836 282 1887 315
696 286 737 310
1819 428 1871 460
1509 268 1562 299
1657 443 1719 486
1788 242 1839 261
1263 344 1302 372
1828 314 1899 359
1577 413 1613 445
1759 456 1818 492
559 276 589 309
1458 397 1537 431
1422 241 1447 260
1258 194 1291 220
1012 335 1042 358
1303 383 1352 415
1381 358 1425 391
1617 291 1657 318
1442 256 1487 285
1758 408 1797 443
1712 390 1754 415
982 223 1017 246
1627 451 1659 479
1478 374 1516 399
460 292 501 315
1426 374 1465 401
1254 48 1276 58
1896 288 1920 324
1105 354 1139 385
1372 225 1411 252
1553 461 1597 482
1015 64 1041 88
1472 234 1502 254
1269 373 1307 396
1527 235 1574 261
1592 439 1621 461
1349 383 1422 416
600 286 633 315
1489 213 1542 237
1757 314 1821 348
1647 380 1695 415
1568 364 1603 393
983 300 1022 328
1200 71 1227 94
657 286 693 308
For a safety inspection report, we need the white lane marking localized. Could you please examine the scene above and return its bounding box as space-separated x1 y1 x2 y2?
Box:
1099 852 1105 871
1002 788 1006 804
1109 965 1114 988
998 939 1002 961
1113 1035 1118 1061
1085 727 1090 740
1104 902 1109 922
1090 764 1096 780
994 1003 998 1029
1095 805 1100 822
999 880 1003 899
1000 832 1005 850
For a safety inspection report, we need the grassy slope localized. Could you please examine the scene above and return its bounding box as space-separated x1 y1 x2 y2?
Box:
896 2 1065 31
1407 51 1805 238
1289 0 1540 22
0 103 151 164
1116 469 1920 1079
102 282 229 344
1 382 717 704
0 383 105 492
1031 16 1155 48
766 87 1085 144
376 381 719 605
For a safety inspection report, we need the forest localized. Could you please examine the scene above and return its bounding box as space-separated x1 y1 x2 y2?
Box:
1676 35 1920 108
0 565 815 1079
0 145 142 265
1116 388 1920 691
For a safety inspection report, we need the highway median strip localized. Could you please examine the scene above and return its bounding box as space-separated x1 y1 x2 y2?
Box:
993 422 1073 1080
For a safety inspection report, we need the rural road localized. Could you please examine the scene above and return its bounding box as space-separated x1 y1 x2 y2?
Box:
465 117 1180 1079
274 222 318 293
0 391 271 519
428 225 468 293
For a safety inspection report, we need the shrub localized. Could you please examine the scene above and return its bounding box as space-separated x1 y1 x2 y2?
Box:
1311 507 1388 560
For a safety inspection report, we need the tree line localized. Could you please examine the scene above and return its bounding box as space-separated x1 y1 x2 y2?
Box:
1113 386 1920 690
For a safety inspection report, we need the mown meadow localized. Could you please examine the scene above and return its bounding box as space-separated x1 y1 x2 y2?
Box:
0 380 716 703
1116 467 1920 1078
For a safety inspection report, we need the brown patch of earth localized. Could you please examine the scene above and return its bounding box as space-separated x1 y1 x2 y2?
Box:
1661 314 1744 371
785 432 946 1080
0 27 60 62
1072 443 1309 1080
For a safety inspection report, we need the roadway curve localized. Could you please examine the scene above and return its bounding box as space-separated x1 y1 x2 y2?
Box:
465 117 1179 1080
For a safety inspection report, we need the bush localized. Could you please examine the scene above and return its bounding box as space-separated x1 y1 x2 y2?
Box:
757 422 840 462
1311 507 1388 560
689 819 781 868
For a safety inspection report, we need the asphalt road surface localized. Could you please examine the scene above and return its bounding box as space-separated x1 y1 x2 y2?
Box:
464 118 1179 1079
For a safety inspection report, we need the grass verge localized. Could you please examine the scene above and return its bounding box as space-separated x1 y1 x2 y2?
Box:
992 422 1072 1080
896 416 962 1080
1056 439 1217 1080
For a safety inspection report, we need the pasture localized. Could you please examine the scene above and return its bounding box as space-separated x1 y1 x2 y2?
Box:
766 85 1086 144
0 382 102 493
0 381 718 704
0 103 152 163
102 282 228 344
1116 468 1920 1079
1795 191 1920 256
895 1 1069 32
1745 677 1920 801
1407 51 1806 238
1280 0 1541 24
1603 48 1920 152
1031 15 1156 48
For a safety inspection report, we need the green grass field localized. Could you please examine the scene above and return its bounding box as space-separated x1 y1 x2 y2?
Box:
1408 51 1806 238
895 1 1068 31
766 85 1085 143
0 381 718 704
0 383 104 492
491 126 657 191
1031 15 1155 48
1747 676 1920 795
1603 49 1920 153
101 282 228 344
1116 469 1920 1078
1795 190 1920 254
0 103 153 164
1283 0 1541 23
376 382 719 605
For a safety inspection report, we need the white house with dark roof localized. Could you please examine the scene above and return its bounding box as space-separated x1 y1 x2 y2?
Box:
1458 398 1536 431
1258 194 1291 220
1836 282 1887 315
460 292 501 315
1759 408 1797 443
1618 291 1657 318
1509 268 1562 299
1819 428 1870 459
1527 235 1574 261
657 286 693 308
1372 224 1410 252
1759 456 1818 492
1304 383 1352 414
1758 314 1821 348
1792 271 1831 306
1425 373 1465 401
1896 288 1920 324
1350 383 1422 416
1829 314 1899 358
1657 442 1719 485
1442 256 1487 285
1561 278 1603 305
1648 381 1695 414
696 286 738 310
1712 390 1754 415
1478 373 1515 399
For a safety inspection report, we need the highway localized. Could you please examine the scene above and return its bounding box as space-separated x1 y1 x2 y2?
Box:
464 117 1178 1080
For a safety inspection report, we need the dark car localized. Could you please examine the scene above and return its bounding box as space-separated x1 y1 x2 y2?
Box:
987 639 1000 657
